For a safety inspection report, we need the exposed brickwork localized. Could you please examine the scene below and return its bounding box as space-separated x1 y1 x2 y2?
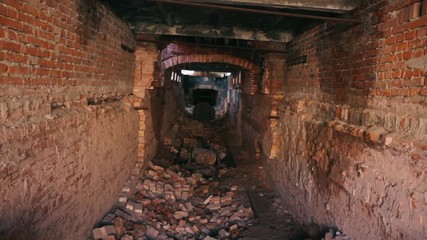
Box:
261 53 286 95
2 0 426 239
160 44 261 95
0 0 138 239
133 45 178 165
161 54 258 72
162 53 260 95
136 90 178 163
134 43 159 98
0 0 135 93
241 0 427 239
133 43 159 163
285 0 427 139
263 102 427 239
137 107 158 163
0 0 135 124
0 104 139 239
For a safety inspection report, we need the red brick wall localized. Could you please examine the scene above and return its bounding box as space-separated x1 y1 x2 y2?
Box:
0 0 135 107
133 44 180 165
0 105 139 239
160 43 261 95
0 0 138 239
286 0 427 140
134 42 159 98
241 0 427 239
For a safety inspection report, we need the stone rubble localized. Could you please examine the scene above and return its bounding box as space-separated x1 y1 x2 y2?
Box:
91 161 254 240
91 116 350 240
322 229 351 240
192 148 217 166
93 225 116 240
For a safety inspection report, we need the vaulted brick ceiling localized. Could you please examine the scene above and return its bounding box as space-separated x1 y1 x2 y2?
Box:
102 0 361 44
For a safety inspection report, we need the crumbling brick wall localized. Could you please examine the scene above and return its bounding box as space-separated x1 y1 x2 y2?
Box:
133 43 180 164
0 0 138 239
243 0 427 239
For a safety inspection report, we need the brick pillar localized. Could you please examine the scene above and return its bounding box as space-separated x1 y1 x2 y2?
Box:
249 72 259 95
136 107 158 163
133 42 159 98
242 71 259 95
133 42 160 163
261 53 286 95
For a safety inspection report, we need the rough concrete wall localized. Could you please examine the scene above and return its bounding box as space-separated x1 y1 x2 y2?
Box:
244 0 427 239
0 0 138 239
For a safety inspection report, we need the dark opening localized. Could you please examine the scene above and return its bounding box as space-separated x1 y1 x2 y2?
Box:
193 102 215 122
192 89 218 106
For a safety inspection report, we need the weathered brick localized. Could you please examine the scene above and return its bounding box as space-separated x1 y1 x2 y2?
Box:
0 0 139 239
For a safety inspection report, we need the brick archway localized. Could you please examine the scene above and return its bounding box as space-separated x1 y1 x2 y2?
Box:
162 54 260 95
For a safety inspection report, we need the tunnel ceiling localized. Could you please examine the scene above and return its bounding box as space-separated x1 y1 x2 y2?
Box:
102 0 361 46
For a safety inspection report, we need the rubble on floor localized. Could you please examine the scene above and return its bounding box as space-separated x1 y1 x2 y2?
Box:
90 117 255 240
90 116 350 240
91 162 253 240
322 230 351 240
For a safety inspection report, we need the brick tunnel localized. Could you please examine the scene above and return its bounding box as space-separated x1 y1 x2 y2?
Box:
1 0 427 239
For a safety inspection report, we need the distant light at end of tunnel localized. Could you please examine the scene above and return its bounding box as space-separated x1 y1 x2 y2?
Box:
181 70 232 77
181 69 195 75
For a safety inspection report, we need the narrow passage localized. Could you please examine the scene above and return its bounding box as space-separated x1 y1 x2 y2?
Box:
90 116 350 240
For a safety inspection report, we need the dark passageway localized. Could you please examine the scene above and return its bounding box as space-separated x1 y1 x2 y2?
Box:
192 89 218 107
1 0 427 240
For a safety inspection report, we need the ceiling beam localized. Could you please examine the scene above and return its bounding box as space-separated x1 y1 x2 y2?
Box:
165 0 360 12
147 0 361 22
135 33 288 52
132 22 294 43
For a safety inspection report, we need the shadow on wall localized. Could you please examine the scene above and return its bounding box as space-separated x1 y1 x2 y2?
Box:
76 0 102 45
149 88 166 142
316 21 371 107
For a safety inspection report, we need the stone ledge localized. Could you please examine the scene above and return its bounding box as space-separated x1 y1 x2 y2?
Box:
309 119 427 162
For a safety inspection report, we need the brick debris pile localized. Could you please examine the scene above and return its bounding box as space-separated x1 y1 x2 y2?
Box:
92 161 254 240
322 230 351 240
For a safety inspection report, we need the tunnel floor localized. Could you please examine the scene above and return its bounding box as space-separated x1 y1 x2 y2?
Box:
90 115 349 240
